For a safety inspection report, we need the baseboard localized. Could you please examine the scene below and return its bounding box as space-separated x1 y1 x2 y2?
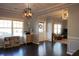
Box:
39 40 52 42
67 36 79 55
20 41 39 45
32 41 39 45
67 52 73 55
67 50 76 55
0 46 3 48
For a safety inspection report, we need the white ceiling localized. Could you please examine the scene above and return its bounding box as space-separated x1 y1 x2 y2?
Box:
0 3 69 19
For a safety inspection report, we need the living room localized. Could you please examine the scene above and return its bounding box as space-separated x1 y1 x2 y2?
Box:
0 3 79 56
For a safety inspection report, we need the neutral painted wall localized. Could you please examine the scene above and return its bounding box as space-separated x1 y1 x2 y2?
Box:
46 16 53 41
62 20 67 29
32 17 39 44
67 4 79 55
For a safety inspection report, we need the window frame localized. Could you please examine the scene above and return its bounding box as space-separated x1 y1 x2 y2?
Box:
54 24 62 35
0 20 23 37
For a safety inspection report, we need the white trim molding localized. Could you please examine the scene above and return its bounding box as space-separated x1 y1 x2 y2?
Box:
67 50 76 55
32 41 39 45
67 36 79 55
68 36 79 40
35 4 73 17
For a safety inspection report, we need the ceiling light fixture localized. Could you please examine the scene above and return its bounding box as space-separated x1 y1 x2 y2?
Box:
62 8 68 20
24 3 32 18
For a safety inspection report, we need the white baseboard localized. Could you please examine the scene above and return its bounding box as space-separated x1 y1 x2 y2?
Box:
67 36 79 55
67 50 76 55
32 41 39 45
0 46 3 48
67 51 73 55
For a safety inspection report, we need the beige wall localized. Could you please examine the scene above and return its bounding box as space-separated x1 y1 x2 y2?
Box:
46 16 53 41
67 4 79 55
32 17 39 44
62 20 67 29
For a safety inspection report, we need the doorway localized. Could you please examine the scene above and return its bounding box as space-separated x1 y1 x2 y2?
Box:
38 22 46 42
53 20 68 44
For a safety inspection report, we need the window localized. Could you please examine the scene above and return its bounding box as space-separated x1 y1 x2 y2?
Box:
0 20 23 37
13 21 23 36
0 20 12 37
39 22 44 32
54 24 61 35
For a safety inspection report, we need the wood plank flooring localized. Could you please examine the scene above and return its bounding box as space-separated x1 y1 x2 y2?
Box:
0 41 67 56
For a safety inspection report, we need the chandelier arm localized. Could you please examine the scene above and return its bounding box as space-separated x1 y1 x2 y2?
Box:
24 3 32 18
28 3 29 8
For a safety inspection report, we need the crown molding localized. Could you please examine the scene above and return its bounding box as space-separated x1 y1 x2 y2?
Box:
0 3 75 19
0 7 20 14
35 3 73 17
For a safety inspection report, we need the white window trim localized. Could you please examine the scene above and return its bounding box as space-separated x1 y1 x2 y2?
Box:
0 20 23 37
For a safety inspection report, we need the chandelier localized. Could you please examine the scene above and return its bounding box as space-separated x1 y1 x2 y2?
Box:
62 8 68 20
24 4 32 18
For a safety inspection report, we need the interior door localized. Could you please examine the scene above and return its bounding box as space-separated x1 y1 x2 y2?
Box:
38 22 46 42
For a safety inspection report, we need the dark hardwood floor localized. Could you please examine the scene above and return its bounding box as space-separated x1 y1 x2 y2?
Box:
0 42 67 56
72 50 79 56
